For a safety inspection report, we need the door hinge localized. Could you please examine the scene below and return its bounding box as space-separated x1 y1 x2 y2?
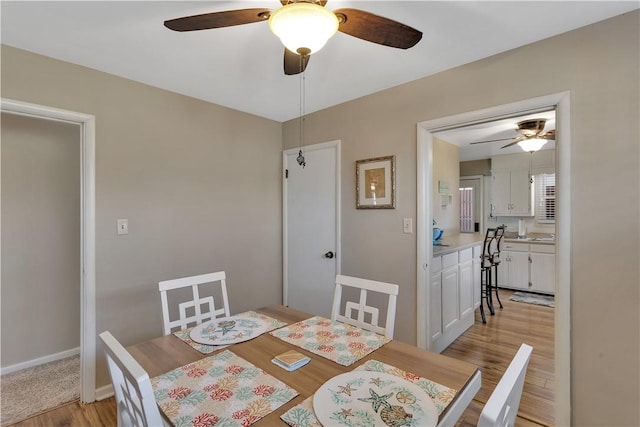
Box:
285 169 288 179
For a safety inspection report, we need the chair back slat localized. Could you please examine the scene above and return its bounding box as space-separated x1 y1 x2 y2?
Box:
99 331 165 427
331 274 399 338
159 271 230 335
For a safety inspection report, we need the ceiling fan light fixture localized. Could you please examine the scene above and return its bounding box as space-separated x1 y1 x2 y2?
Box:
269 3 339 55
517 137 548 152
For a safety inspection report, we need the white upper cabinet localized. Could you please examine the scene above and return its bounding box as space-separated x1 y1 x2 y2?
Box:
491 153 533 216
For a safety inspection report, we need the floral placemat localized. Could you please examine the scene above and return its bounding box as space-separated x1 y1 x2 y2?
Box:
280 359 457 427
269 316 391 366
152 350 299 427
174 310 288 354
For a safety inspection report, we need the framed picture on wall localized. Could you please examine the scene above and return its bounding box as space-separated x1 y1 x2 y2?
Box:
356 155 396 209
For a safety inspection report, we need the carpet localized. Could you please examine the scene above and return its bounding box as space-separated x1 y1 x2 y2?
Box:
1 355 80 426
509 291 555 308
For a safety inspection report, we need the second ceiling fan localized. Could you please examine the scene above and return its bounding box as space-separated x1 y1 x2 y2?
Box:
164 0 422 75
470 118 556 150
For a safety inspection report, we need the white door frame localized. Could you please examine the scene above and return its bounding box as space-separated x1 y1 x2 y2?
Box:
282 140 341 307
1 98 96 403
416 92 571 426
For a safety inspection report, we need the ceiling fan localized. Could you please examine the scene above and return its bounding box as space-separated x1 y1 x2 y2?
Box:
470 118 556 150
164 0 422 75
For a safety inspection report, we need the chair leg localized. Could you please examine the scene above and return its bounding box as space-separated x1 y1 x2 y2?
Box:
493 264 504 309
480 266 491 323
487 269 495 315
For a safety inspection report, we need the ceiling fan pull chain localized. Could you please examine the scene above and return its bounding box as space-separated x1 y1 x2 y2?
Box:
297 56 306 168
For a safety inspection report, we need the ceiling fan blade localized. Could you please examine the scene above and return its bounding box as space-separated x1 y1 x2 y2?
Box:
539 130 556 140
164 9 271 32
470 137 519 145
333 8 422 49
284 49 310 75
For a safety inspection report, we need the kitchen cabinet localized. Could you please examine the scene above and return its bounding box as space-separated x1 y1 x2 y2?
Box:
502 242 530 290
491 153 534 216
429 267 443 343
499 241 555 295
492 170 533 216
441 262 459 334
430 246 479 353
530 244 555 294
472 245 482 309
458 248 474 320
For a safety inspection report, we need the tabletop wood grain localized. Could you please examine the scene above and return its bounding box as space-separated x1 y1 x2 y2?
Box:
126 305 480 425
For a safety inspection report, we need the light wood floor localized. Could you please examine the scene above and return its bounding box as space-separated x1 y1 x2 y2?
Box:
8 289 554 427
448 288 555 427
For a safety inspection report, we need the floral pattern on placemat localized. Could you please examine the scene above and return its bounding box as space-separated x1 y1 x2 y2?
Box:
174 310 288 354
269 316 391 366
152 350 298 427
280 359 457 427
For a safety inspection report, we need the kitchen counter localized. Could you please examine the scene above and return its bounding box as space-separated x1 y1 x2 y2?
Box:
433 232 484 256
503 231 555 245
432 230 555 257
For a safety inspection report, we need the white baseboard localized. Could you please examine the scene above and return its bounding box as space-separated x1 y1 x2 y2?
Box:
1 347 80 375
95 384 115 401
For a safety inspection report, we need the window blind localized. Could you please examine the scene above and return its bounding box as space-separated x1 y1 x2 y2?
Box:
535 173 555 223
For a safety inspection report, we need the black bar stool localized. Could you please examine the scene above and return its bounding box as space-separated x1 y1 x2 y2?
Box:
479 227 496 323
491 225 506 310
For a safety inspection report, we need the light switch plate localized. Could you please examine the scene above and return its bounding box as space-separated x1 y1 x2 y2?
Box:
403 218 413 234
117 219 129 235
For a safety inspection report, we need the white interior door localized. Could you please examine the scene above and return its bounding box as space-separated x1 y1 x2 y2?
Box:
460 176 483 232
283 141 340 318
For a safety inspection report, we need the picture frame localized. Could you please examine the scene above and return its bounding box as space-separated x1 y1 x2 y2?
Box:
356 155 396 209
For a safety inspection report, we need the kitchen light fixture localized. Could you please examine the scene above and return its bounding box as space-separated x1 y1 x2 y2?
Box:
517 137 548 152
269 2 339 55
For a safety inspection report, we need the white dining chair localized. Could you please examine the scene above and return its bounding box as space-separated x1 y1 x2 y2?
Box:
478 343 533 427
331 274 399 338
158 271 230 335
99 331 169 427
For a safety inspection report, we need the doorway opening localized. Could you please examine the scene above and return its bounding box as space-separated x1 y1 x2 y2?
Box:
459 176 483 233
416 92 571 425
1 99 96 403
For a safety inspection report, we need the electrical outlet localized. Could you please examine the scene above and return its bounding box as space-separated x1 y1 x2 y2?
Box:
403 218 413 234
117 219 129 235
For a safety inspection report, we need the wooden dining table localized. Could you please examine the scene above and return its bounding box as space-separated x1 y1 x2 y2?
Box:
127 305 481 426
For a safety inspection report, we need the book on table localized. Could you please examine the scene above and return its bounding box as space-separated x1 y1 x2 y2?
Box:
271 350 310 371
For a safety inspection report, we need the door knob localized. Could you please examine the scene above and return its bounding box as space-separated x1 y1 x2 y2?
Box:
324 251 335 259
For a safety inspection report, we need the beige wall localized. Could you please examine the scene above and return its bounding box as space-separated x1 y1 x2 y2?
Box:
432 138 459 232
460 159 491 177
283 11 639 426
1 113 81 366
1 45 284 387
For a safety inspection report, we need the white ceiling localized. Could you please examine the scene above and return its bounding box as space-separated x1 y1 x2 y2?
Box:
1 1 637 122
